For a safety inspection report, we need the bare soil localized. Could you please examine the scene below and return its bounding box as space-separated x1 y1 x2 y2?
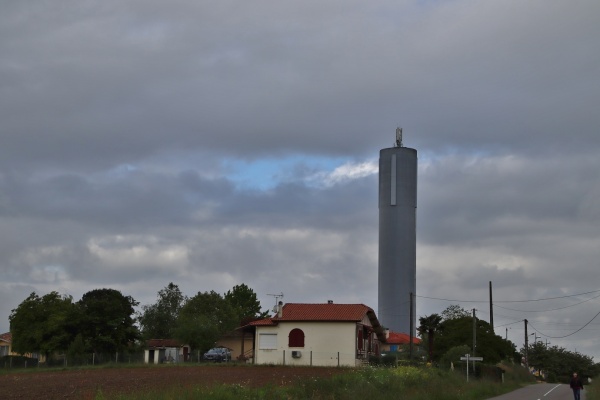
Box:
0 364 346 399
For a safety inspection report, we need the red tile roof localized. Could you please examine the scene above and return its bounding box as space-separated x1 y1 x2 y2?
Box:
247 318 277 326
146 339 182 348
0 332 11 343
246 303 375 326
386 331 421 344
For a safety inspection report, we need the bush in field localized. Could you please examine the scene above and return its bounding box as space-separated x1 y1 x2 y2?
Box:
439 345 471 370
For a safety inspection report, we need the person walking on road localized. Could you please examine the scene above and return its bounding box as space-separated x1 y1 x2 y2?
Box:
570 372 584 400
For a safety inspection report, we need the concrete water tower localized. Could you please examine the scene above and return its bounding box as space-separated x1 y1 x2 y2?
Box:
378 128 417 334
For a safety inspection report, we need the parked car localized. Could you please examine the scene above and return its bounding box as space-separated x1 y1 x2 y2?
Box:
202 347 231 362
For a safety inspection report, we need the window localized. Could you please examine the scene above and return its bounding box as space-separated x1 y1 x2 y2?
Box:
259 333 277 350
357 329 363 350
288 328 305 347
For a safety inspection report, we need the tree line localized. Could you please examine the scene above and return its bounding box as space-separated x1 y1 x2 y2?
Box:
12 286 596 378
8 283 268 362
417 305 599 381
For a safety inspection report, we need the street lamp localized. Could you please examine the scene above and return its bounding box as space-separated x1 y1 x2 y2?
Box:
529 332 539 344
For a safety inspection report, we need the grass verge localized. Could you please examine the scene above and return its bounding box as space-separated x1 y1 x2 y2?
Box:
584 379 598 400
98 364 533 400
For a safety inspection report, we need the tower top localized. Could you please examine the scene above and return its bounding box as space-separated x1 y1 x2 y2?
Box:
395 127 403 147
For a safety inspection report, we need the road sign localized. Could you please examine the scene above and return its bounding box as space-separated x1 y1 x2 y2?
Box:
459 354 483 382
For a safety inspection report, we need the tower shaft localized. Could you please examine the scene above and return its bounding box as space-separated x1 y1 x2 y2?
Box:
378 146 417 334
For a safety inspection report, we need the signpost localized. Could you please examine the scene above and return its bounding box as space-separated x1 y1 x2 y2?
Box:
459 354 483 382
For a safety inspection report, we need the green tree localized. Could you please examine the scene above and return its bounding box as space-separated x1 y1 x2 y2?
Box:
77 288 140 356
138 282 187 340
67 334 88 365
175 314 220 353
434 316 517 364
417 313 442 362
224 283 269 323
175 291 238 353
525 343 597 382
441 305 470 321
9 291 77 359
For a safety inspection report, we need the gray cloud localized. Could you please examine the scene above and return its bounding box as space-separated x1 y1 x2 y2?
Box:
1 0 600 360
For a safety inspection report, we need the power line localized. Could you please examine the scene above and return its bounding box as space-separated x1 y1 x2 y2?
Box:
528 309 600 339
494 320 523 328
417 295 487 303
417 289 600 304
494 292 600 312
417 289 600 341
497 289 600 303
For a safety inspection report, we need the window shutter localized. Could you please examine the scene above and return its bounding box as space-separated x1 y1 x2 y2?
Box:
259 333 277 350
288 328 305 347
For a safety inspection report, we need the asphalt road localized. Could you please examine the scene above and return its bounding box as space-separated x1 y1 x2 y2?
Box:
487 383 585 400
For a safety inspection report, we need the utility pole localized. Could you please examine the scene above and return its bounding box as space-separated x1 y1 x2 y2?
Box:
524 319 529 370
472 308 477 371
489 281 494 330
409 292 414 360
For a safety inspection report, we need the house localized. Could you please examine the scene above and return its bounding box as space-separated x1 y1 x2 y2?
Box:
380 329 421 353
0 332 43 360
144 339 190 364
0 332 11 357
242 301 386 367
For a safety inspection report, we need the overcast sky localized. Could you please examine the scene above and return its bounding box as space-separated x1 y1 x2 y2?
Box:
1 1 599 360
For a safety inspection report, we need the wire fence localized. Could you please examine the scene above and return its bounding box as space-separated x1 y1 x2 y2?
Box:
1 352 146 369
3 350 424 370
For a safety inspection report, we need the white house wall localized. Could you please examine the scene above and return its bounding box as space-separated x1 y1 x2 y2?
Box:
255 322 360 367
361 315 372 325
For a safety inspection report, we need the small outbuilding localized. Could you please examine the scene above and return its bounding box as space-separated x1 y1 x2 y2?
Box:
144 339 190 364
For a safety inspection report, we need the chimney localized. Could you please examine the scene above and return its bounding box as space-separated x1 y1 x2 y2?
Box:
277 301 283 318
385 328 390 339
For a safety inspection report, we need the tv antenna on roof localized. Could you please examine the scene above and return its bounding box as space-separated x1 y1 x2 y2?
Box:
267 292 284 313
395 127 403 147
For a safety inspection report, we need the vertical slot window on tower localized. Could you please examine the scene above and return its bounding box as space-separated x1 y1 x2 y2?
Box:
391 154 396 206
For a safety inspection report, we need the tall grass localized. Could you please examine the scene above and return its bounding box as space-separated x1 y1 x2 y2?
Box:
98 364 532 400
585 380 598 400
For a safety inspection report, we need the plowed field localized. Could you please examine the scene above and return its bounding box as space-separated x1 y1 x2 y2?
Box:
0 365 346 399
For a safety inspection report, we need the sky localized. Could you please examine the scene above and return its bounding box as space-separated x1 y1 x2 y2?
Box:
1 0 599 361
